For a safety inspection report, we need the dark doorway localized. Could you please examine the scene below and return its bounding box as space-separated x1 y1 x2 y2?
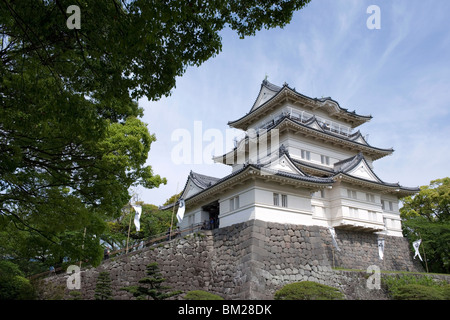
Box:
202 200 220 230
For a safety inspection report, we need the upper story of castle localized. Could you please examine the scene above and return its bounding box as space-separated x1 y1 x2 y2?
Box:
228 79 373 132
215 79 394 168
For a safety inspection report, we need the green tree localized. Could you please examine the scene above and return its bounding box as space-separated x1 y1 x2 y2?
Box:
95 271 113 300
400 178 450 273
163 192 183 207
121 262 181 300
1 0 311 270
0 260 35 300
101 203 173 252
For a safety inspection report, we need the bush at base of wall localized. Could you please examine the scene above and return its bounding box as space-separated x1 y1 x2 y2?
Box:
274 281 345 300
184 290 224 300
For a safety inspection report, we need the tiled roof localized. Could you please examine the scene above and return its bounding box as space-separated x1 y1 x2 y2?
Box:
333 152 420 195
261 79 282 92
164 156 334 210
268 115 394 156
189 171 220 189
334 152 372 174
229 79 372 128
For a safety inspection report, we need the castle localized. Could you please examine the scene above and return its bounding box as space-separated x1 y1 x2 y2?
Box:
43 81 429 300
176 79 419 237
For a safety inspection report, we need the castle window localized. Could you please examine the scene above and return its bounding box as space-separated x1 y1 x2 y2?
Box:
368 211 377 221
229 196 239 211
301 150 310 160
381 200 394 211
347 189 357 199
273 193 288 207
273 193 279 206
366 193 375 202
321 155 330 165
349 207 359 218
281 194 288 208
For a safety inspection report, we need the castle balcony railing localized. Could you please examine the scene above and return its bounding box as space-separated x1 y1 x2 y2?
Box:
332 210 385 233
230 106 354 152
251 107 353 138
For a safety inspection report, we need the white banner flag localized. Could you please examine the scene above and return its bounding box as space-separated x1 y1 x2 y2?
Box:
328 227 341 252
413 239 423 261
176 198 185 223
132 205 142 232
378 238 385 260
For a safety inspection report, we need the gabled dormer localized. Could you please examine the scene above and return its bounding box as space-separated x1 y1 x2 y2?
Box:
259 145 308 177
180 171 220 200
334 153 382 183
333 153 419 197
249 79 281 112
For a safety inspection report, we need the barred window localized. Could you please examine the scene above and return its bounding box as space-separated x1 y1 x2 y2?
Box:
301 150 311 160
281 194 288 208
321 155 330 165
273 193 279 206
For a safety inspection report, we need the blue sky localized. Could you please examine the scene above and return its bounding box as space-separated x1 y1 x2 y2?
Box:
137 0 450 206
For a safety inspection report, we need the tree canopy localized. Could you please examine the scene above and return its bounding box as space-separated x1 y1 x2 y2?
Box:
101 203 173 252
1 0 311 271
401 178 450 273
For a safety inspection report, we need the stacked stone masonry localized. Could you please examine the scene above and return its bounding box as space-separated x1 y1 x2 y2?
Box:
44 220 440 300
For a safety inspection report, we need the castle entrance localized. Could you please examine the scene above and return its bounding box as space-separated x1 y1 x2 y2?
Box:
202 200 220 230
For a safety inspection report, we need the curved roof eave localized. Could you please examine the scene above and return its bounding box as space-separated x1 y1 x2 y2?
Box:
333 172 420 197
182 164 334 206
277 117 394 156
228 80 372 129
214 116 394 164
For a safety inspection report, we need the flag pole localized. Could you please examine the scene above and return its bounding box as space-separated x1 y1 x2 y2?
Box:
79 227 87 268
125 191 139 254
169 183 179 241
418 232 429 273
125 202 132 254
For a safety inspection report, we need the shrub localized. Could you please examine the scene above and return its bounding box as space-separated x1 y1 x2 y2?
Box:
68 291 82 300
441 284 450 300
274 281 344 300
383 274 450 300
392 284 444 300
184 290 224 300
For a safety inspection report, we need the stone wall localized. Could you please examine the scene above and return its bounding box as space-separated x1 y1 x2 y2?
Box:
325 228 424 272
42 220 439 300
